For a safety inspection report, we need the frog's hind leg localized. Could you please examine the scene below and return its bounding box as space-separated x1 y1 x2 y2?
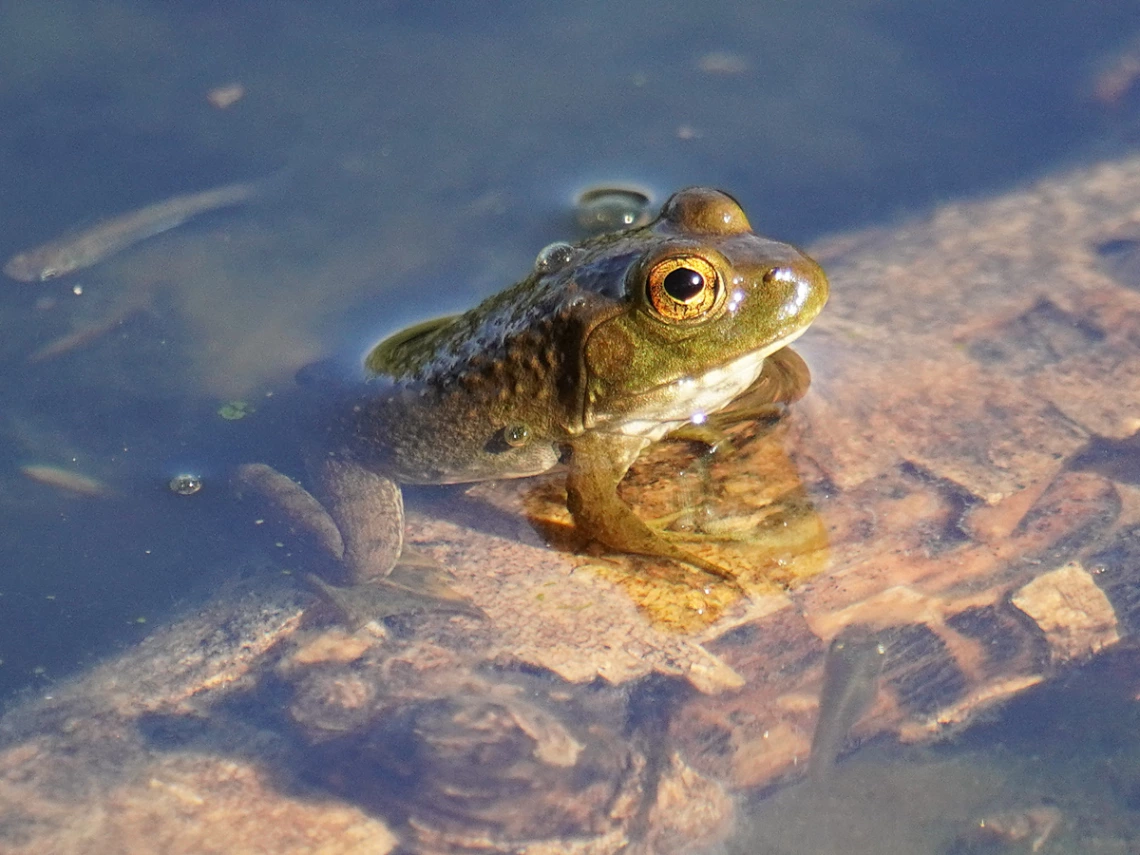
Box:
235 457 402 583
311 454 405 584
237 459 477 626
311 456 481 610
234 462 346 561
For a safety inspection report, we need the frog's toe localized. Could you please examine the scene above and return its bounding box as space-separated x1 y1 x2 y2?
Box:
666 548 743 589
663 422 735 452
392 545 444 570
642 507 722 539
594 528 742 588
304 571 483 629
654 525 724 545
385 561 480 610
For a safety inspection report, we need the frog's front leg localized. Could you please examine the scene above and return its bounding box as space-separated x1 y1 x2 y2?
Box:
564 431 738 584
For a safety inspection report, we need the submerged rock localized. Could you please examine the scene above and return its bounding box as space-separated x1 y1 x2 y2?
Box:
7 151 1140 850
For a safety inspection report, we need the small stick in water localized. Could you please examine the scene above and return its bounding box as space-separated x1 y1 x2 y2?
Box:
20 464 109 497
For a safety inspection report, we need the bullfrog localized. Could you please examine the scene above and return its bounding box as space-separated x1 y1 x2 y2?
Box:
242 187 828 613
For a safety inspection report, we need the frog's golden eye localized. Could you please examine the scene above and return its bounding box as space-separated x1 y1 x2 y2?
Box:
645 255 720 321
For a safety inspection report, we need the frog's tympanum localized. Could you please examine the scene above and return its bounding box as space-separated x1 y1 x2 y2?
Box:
245 187 828 615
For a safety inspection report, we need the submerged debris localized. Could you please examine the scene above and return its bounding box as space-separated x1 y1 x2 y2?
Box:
19 463 109 497
206 83 246 109
4 180 261 282
809 627 887 781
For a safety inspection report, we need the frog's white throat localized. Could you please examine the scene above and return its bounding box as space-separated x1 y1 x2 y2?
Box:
611 329 807 442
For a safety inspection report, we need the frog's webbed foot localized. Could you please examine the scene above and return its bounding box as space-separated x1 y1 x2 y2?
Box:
565 432 742 589
305 569 484 630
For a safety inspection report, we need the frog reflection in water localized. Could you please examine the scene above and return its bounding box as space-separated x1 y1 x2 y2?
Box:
244 187 828 619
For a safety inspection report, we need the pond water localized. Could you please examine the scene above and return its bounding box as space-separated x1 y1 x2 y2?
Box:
2 1 1140 852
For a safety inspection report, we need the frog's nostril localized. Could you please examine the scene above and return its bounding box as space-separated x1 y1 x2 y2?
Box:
762 267 797 285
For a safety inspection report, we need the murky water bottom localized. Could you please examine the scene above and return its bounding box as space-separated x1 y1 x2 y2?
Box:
729 644 1140 855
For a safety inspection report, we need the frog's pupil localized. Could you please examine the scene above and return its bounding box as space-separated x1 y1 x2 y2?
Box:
663 267 705 302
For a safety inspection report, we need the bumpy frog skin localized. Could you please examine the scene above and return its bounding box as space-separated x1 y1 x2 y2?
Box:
257 187 828 607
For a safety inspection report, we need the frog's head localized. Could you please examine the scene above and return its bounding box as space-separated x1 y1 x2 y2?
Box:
582 186 828 429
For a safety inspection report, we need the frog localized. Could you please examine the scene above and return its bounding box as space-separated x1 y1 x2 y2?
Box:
239 187 828 618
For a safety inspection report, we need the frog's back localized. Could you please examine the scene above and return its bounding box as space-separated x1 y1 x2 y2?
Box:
348 234 641 485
